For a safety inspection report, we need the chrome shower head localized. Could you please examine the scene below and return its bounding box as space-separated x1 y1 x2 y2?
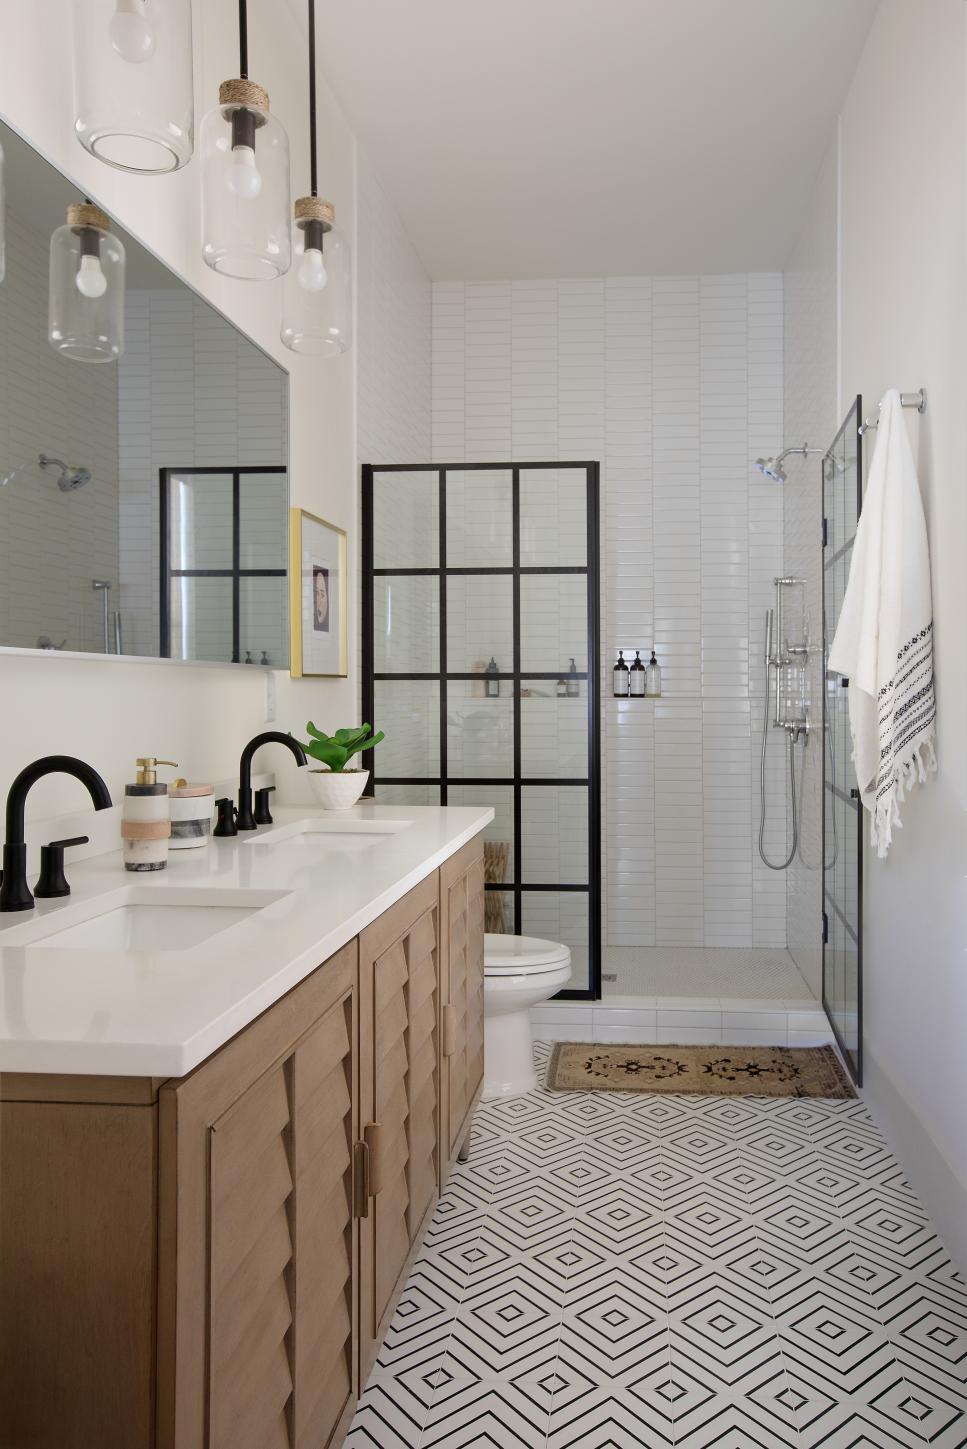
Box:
755 455 787 484
753 442 836 485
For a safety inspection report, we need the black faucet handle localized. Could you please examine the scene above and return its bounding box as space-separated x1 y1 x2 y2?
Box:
34 835 90 899
213 797 238 838
253 786 276 826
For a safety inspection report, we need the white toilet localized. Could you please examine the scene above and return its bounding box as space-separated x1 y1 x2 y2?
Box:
483 933 572 1099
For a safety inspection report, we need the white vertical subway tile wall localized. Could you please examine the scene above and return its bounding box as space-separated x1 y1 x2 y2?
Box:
356 150 437 784
781 141 840 999
431 274 799 975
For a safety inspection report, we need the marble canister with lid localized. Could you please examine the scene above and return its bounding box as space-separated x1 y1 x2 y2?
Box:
168 781 216 850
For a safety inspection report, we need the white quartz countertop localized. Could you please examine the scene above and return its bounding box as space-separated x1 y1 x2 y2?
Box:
0 804 492 1078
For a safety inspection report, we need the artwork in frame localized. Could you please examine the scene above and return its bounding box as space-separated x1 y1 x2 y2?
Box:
289 508 348 677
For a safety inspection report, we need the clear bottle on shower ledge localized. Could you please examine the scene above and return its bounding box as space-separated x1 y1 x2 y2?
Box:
566 658 580 697
613 651 629 697
486 657 500 698
629 650 646 697
645 649 662 697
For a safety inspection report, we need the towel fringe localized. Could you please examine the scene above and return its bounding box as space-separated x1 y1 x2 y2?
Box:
871 735 937 858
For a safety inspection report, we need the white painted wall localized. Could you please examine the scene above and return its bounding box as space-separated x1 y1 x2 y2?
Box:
838 0 967 1262
429 275 786 961
782 139 840 997
0 0 356 823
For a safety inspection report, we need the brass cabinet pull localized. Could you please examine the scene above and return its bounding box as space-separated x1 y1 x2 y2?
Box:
442 1003 457 1058
352 1140 371 1218
363 1122 382 1196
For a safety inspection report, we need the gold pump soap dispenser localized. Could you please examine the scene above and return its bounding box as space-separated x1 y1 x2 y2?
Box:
121 757 178 873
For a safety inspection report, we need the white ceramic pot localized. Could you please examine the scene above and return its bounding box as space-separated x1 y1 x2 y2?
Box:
308 769 369 811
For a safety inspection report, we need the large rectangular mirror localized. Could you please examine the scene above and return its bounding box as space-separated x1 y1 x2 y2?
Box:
0 118 289 667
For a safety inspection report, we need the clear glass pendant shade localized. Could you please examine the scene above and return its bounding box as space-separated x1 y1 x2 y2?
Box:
280 204 352 355
201 82 291 281
72 0 194 173
49 205 125 363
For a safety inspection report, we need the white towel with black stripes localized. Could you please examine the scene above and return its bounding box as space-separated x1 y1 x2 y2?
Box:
827 387 936 858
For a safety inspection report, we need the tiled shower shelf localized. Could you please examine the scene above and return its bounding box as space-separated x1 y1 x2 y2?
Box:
530 998 833 1048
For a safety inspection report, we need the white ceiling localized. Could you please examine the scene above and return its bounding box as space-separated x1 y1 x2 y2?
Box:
313 0 878 280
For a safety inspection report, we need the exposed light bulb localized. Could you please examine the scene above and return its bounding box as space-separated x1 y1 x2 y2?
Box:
227 144 262 200
76 254 108 299
109 0 156 63
297 246 327 292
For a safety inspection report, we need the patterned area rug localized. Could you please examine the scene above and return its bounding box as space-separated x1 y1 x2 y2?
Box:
547 1042 855 1099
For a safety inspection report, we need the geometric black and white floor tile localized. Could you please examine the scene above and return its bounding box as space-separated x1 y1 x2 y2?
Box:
346 1042 967 1447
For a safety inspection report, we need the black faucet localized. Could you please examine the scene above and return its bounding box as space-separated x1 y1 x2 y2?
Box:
1 756 112 913
236 732 307 831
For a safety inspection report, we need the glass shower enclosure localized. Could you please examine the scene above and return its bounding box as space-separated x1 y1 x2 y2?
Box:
362 462 601 998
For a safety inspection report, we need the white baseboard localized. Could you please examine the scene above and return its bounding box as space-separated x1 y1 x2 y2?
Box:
530 998 833 1048
861 1048 967 1273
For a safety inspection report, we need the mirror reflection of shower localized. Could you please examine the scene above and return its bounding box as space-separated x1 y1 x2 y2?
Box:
0 452 92 491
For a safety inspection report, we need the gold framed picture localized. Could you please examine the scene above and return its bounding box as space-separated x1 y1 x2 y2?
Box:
289 508 348 677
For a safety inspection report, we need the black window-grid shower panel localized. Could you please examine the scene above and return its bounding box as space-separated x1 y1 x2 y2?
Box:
160 466 287 664
822 397 864 1085
361 461 601 1002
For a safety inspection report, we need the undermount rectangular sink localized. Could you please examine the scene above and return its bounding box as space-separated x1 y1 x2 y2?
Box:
247 817 411 851
0 886 290 952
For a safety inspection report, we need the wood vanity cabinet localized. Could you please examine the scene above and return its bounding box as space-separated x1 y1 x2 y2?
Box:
0 836 485 1449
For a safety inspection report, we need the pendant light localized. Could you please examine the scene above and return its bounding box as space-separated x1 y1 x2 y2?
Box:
280 0 352 354
201 0 291 280
72 0 194 174
49 202 126 364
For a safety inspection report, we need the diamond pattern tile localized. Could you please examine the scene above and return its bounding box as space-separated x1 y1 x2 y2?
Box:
347 1043 967 1446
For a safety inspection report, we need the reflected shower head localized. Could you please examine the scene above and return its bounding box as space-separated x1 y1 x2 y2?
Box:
1 453 92 491
39 454 92 491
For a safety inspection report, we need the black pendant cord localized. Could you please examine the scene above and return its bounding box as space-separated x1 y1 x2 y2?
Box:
238 0 248 78
308 0 318 196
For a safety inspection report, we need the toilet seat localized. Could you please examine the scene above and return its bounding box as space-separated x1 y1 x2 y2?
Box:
484 933 571 976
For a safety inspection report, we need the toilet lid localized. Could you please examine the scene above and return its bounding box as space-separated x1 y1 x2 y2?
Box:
484 933 571 975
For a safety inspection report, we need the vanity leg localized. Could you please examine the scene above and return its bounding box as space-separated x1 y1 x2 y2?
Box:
457 1133 471 1164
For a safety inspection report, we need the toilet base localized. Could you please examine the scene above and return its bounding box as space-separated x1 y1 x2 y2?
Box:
482 1003 540 1101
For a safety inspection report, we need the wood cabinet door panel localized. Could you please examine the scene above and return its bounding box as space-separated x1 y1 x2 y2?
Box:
465 858 486 1107
158 941 358 1449
291 996 357 1449
209 1064 294 1449
358 879 441 1379
440 838 486 1167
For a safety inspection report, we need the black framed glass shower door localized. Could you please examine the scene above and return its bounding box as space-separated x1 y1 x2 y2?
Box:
362 462 601 999
822 398 863 1083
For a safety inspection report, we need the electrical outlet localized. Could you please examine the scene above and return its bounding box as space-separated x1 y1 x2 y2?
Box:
264 670 276 723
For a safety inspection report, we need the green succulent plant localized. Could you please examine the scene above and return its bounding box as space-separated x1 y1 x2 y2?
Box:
301 722 385 774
